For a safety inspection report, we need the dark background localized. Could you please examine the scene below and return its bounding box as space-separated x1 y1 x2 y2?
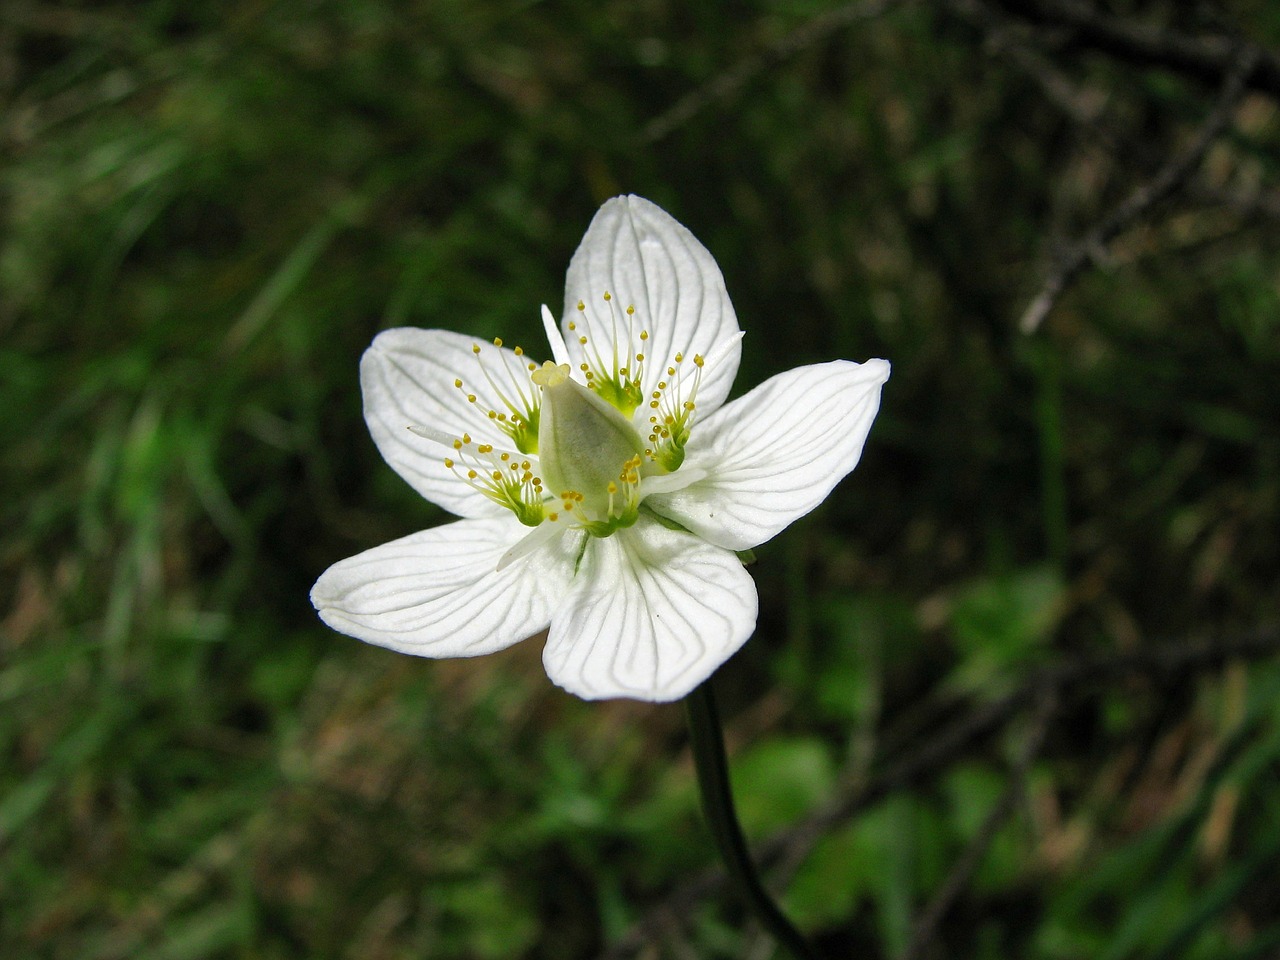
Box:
3 2 1280 958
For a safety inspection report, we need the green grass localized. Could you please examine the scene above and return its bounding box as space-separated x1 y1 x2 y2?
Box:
4 1 1280 957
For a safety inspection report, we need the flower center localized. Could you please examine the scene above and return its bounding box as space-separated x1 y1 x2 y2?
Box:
412 304 716 550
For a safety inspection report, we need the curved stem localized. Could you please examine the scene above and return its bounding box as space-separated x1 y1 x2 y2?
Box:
684 680 822 960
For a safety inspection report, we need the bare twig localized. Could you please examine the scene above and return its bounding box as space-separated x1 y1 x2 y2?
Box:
1017 43 1260 333
990 0 1280 99
642 0 901 143
945 0 1114 136
1189 183 1280 222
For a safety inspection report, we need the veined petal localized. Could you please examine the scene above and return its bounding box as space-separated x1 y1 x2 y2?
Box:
564 196 742 416
544 520 757 701
645 359 890 551
362 328 542 518
311 517 576 657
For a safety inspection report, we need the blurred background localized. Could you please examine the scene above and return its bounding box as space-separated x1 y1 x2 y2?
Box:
4 1 1280 958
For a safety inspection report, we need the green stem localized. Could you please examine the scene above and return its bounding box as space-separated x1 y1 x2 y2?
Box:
684 680 822 960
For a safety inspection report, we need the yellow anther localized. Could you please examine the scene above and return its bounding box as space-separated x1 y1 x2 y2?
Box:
467 469 477 479
639 330 648 340
493 337 503 347
443 458 454 468
472 344 481 355
627 305 635 315
454 378 463 388
576 300 585 311
467 394 476 403
514 346 523 356
603 291 612 301
674 352 684 363
694 354 704 368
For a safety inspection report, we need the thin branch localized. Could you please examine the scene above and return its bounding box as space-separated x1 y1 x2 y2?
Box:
990 0 1280 99
945 0 1115 137
1189 183 1280 222
642 0 901 143
1018 43 1260 333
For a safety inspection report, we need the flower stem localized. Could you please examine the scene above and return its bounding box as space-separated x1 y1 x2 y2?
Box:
684 680 821 960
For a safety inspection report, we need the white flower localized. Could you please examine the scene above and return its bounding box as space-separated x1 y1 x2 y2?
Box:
311 196 890 702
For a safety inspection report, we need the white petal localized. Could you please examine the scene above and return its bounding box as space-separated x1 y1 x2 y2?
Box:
645 359 890 551
543 520 758 702
564 196 742 415
361 328 543 517
311 517 576 657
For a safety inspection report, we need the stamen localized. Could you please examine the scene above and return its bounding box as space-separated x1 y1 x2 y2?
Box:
412 417 545 526
456 339 542 454
568 291 647 416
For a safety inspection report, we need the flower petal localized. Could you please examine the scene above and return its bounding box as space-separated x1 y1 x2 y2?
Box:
361 328 543 517
563 196 742 416
645 359 890 551
543 520 757 701
311 517 576 657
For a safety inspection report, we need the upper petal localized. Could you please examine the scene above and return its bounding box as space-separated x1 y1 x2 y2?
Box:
645 359 890 551
311 516 576 657
564 196 742 416
543 520 758 702
361 328 542 518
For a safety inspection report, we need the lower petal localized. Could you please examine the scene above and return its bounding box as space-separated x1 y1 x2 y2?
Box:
543 521 758 702
311 517 575 658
